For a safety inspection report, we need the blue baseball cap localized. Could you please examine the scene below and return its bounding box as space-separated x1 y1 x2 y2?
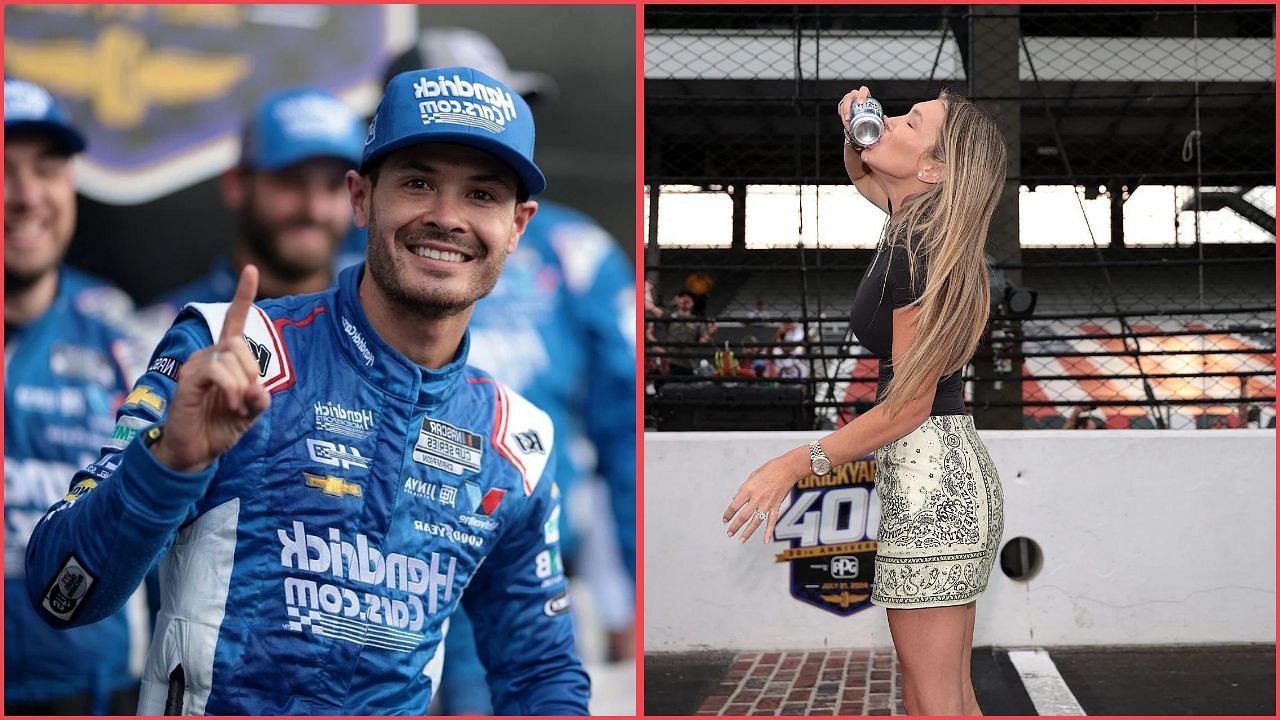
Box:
241 88 364 171
4 78 87 154
361 66 545 196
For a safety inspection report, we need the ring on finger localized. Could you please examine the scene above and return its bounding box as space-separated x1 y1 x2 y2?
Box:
210 349 222 364
752 509 768 522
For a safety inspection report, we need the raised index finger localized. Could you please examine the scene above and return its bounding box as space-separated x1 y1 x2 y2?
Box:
221 264 259 344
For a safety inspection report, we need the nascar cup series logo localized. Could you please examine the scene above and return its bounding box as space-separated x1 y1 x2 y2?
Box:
413 417 484 475
413 73 517 134
279 521 455 653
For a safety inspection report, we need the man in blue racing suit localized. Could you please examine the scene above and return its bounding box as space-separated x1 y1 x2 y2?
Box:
4 77 146 715
379 32 636 713
26 66 590 715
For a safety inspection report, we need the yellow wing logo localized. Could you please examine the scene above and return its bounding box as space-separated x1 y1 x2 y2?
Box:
6 24 248 129
818 590 871 609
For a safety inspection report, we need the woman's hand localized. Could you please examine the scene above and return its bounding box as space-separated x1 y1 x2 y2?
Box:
723 447 809 544
837 85 872 128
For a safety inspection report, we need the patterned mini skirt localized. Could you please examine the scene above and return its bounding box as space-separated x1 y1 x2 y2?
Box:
871 414 1005 609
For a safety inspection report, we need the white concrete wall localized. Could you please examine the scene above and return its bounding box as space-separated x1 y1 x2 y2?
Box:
644 430 1276 650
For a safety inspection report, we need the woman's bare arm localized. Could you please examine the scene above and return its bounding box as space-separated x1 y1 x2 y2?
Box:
725 304 941 542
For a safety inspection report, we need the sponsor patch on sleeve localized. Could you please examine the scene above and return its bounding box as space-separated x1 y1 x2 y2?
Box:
492 384 554 495
543 505 561 545
543 591 571 617
61 478 98 504
147 355 183 382
122 385 166 415
187 302 294 392
102 415 151 452
41 554 96 623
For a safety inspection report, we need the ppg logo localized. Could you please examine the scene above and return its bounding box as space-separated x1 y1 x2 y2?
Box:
830 555 860 578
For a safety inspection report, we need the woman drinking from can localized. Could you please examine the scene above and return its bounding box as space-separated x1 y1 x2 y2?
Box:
724 85 1008 716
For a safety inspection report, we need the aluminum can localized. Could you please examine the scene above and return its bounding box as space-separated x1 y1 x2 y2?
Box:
848 97 884 147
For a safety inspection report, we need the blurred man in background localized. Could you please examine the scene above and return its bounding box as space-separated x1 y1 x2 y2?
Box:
4 77 145 715
378 28 637 714
140 87 365 324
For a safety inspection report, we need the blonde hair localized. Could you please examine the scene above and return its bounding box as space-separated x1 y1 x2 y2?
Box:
878 90 1007 417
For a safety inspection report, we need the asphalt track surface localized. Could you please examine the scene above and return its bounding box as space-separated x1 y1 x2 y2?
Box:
644 644 1275 715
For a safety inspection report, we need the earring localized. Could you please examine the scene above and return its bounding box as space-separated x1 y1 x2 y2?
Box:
917 171 924 180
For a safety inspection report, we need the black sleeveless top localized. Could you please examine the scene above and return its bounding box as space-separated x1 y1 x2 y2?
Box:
848 218 968 416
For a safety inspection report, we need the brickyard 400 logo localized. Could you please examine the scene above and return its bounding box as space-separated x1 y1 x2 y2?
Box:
775 454 881 616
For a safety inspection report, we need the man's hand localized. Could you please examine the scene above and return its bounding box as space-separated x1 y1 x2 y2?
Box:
151 265 271 473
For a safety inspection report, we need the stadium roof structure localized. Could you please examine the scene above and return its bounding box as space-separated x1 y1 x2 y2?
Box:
644 4 1275 191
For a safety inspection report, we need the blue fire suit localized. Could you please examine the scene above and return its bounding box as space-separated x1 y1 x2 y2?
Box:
467 201 636 576
5 267 143 710
26 264 590 715
442 201 636 712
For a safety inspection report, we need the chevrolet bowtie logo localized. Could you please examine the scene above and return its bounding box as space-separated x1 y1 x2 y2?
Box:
123 385 166 414
304 472 362 498
5 24 249 129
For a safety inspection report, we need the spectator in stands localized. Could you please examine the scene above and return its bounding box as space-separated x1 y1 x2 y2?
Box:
644 280 668 388
747 298 767 320
770 319 809 378
644 278 664 318
774 319 806 350
1066 404 1106 429
740 335 775 378
664 291 715 375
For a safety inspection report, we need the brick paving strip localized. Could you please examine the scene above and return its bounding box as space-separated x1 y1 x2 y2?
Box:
697 648 907 716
